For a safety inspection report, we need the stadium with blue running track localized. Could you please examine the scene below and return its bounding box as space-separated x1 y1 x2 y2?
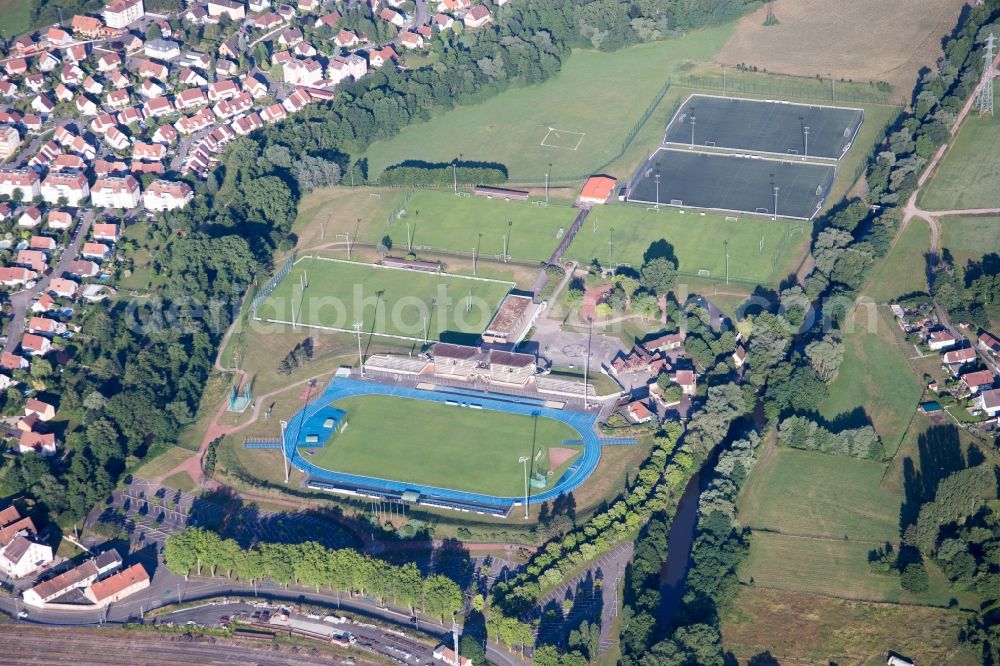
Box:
271 377 631 517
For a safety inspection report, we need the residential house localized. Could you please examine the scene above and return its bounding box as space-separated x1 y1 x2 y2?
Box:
143 95 174 118
368 46 398 69
144 38 180 60
463 5 492 28
16 249 47 273
399 31 424 49
0 126 20 160
20 333 52 356
91 176 140 208
93 223 120 243
29 236 56 252
97 52 122 72
66 260 100 278
25 398 56 421
927 329 957 351
962 370 995 394
0 169 38 200
0 267 37 287
335 29 359 48
379 7 405 27
674 370 697 395
942 346 977 367
48 277 79 298
980 332 1000 356
17 207 43 228
207 0 246 20
31 94 55 115
72 15 105 39
22 550 122 607
627 399 654 424
283 58 324 86
81 242 111 261
976 388 1000 418
41 172 90 206
143 179 193 211
328 54 367 84
47 210 73 231
104 0 144 29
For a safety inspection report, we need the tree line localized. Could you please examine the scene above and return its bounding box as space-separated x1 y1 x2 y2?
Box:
777 415 883 460
379 162 508 187
165 527 464 620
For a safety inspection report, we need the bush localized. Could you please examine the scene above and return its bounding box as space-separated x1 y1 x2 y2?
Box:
900 563 929 593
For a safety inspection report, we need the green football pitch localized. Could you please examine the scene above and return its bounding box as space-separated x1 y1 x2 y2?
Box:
375 190 579 263
255 257 513 341
303 395 582 496
567 205 810 284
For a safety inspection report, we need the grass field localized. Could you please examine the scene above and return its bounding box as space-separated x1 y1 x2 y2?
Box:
323 189 578 264
723 587 980 665
867 219 930 302
921 114 1000 210
716 0 967 92
0 0 37 40
740 533 959 605
940 215 1000 267
304 395 581 496
566 204 809 284
255 256 513 342
817 306 923 453
738 447 901 542
132 446 195 480
361 25 736 182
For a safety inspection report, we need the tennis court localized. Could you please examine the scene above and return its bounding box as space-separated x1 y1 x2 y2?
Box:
627 148 836 220
664 94 864 160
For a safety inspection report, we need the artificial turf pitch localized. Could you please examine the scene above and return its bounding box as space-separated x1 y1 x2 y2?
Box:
255 256 513 341
301 395 582 496
664 94 864 160
628 148 836 220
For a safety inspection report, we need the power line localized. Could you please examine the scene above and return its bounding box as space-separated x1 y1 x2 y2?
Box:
977 33 996 117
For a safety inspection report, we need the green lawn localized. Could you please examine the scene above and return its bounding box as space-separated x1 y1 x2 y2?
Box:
738 448 901 542
361 25 736 183
920 113 1000 210
304 395 581 496
566 204 810 284
255 256 513 341
0 0 36 39
361 190 579 263
939 215 1000 267
818 307 923 453
867 219 929 302
740 533 966 606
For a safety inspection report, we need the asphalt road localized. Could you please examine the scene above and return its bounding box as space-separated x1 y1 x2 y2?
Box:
2 209 94 356
1 569 525 666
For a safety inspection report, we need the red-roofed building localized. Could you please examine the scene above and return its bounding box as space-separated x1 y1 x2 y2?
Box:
85 563 149 606
20 334 51 356
579 176 617 205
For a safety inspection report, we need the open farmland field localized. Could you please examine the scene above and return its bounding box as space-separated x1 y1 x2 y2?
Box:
254 256 512 342
303 395 581 497
817 306 923 453
567 204 809 285
723 587 980 665
740 532 962 605
920 115 1000 210
737 447 901 542
361 25 735 183
716 0 968 93
867 219 930 302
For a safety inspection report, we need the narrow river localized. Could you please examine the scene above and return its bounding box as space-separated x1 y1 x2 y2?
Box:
658 472 701 619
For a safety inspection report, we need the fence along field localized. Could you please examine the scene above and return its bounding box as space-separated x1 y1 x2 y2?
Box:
253 255 513 342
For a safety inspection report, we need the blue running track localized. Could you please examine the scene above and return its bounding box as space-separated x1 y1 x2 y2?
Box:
284 377 604 510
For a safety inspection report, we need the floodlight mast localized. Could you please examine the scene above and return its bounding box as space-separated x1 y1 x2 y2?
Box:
803 126 810 159
280 419 289 483
773 185 779 221
518 456 530 518
353 322 364 377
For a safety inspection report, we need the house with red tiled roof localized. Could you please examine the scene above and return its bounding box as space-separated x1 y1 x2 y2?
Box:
962 370 995 394
464 4 492 27
0 351 29 370
20 333 51 356
48 278 78 298
0 267 37 288
25 398 56 421
66 260 100 278
627 399 654 424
